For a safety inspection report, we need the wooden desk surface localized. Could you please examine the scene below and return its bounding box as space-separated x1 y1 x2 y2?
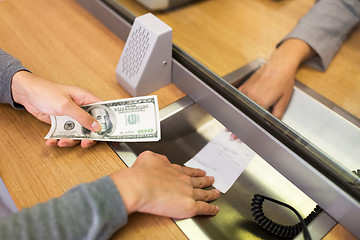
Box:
0 0 185 239
0 0 357 239
118 0 360 119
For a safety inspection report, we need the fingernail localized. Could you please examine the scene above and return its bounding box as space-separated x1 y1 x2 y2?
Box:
209 176 214 182
91 121 101 132
46 139 57 146
214 189 220 195
216 206 220 212
59 142 68 147
82 140 95 148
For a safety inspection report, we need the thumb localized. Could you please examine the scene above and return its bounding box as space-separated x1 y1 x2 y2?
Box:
62 101 101 132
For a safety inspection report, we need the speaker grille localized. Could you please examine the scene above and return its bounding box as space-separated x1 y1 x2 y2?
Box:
121 26 150 79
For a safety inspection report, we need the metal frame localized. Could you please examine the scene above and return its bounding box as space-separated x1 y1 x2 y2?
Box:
75 0 360 237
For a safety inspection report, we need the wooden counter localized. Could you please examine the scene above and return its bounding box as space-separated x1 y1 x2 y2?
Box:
0 0 357 239
0 0 185 239
117 0 360 119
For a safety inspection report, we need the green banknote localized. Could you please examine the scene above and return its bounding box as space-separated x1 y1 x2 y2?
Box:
45 95 160 142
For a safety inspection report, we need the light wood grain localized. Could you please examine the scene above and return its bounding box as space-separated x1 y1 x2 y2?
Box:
114 0 360 239
323 224 357 240
1 0 358 239
117 0 360 119
0 0 185 239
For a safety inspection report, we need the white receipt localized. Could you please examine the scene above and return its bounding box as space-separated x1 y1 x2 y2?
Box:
185 128 255 193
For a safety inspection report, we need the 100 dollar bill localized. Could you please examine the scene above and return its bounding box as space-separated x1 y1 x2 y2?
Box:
45 95 161 142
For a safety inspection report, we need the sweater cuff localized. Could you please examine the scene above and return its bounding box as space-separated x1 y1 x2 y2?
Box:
0 56 28 109
277 35 327 72
78 175 129 234
276 0 360 72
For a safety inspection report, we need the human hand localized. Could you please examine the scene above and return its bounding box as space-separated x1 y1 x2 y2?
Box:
11 71 103 148
238 38 315 119
238 58 296 119
111 151 221 218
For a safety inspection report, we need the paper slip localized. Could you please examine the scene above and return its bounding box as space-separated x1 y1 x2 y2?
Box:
185 128 255 193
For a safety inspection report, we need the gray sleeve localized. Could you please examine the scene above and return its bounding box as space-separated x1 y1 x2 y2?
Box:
0 176 128 240
0 49 29 108
278 0 360 71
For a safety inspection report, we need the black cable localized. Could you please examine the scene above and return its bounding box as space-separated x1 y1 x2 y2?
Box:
251 194 323 239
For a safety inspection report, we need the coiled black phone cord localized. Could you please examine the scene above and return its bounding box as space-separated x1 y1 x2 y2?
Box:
251 194 323 240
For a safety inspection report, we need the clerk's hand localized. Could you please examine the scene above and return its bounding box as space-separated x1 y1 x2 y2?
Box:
238 38 315 119
238 58 296 119
111 151 221 218
11 71 102 148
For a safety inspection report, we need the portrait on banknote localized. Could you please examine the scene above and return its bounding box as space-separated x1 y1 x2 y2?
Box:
82 105 116 138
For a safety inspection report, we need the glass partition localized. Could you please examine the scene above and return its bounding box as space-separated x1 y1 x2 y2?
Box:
103 0 360 202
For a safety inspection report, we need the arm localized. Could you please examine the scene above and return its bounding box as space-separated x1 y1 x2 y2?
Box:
11 71 102 147
0 151 220 240
1 50 220 239
0 49 29 108
0 176 128 240
0 49 101 148
281 0 360 71
239 39 314 119
239 0 360 119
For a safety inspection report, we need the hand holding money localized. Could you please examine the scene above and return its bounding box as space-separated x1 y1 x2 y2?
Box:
45 95 161 142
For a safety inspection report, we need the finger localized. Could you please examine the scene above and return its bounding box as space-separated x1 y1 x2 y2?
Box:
67 88 103 131
191 176 215 188
57 138 80 147
46 138 58 146
271 92 293 119
154 152 170 162
193 188 220 202
69 88 103 106
182 166 206 177
61 101 101 133
194 201 220 216
145 151 170 162
136 151 170 166
238 85 274 110
38 114 51 125
171 164 183 172
80 139 97 148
